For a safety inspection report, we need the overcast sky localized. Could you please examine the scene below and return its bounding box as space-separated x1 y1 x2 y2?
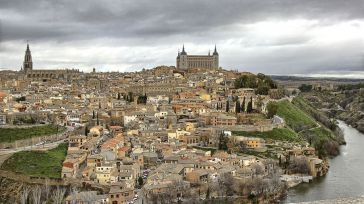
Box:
0 0 363 76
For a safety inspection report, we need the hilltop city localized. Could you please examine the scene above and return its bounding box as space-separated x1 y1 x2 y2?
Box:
0 44 351 203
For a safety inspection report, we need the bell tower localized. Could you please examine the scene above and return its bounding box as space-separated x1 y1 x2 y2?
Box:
23 43 33 72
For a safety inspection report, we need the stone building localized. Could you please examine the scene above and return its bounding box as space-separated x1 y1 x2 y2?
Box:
21 43 81 81
176 45 219 70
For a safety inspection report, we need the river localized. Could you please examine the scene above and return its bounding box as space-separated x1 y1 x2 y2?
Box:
283 121 364 203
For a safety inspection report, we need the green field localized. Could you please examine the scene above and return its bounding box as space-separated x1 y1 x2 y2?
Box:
0 125 63 143
1 143 68 178
233 128 299 142
276 100 317 132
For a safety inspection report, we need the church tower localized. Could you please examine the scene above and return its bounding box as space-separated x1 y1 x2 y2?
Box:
212 45 219 69
23 43 33 72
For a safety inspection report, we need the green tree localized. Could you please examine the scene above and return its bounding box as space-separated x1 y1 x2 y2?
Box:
226 100 230 112
96 112 99 126
218 132 228 150
15 96 26 102
266 102 278 118
241 97 246 112
235 100 241 113
247 97 253 113
138 176 143 186
298 84 313 92
206 186 210 199
256 85 270 95
128 92 134 102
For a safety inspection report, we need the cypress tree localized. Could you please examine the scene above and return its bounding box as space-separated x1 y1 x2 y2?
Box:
235 100 241 113
96 112 99 125
247 97 253 113
226 100 230 112
85 126 88 136
241 97 246 112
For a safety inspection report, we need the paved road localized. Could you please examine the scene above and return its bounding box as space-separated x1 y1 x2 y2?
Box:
0 139 66 156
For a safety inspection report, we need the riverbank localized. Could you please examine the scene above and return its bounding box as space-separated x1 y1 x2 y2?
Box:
283 121 364 203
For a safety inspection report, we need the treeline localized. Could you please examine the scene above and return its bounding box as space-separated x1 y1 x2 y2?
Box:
117 92 148 104
338 83 364 91
298 84 312 92
234 73 277 95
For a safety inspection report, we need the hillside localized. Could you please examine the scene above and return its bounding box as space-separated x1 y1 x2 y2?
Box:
1 143 68 179
275 99 344 157
300 90 364 134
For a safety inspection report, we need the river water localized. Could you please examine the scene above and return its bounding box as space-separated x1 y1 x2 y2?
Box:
283 121 364 203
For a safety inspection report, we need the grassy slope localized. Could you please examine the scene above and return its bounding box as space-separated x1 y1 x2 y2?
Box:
277 98 341 152
0 125 62 143
233 128 298 142
276 100 317 132
1 143 68 178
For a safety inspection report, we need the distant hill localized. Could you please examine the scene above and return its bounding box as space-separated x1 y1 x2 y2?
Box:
270 75 364 83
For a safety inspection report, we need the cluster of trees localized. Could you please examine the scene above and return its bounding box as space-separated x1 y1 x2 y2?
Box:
234 73 277 95
125 92 134 102
91 110 100 126
314 139 340 158
20 182 66 204
145 163 285 203
338 83 364 91
205 164 284 203
286 157 311 175
116 92 139 103
147 180 189 204
13 116 36 125
298 84 313 92
234 97 254 113
266 102 278 118
15 96 26 102
137 93 148 104
117 93 122 100
238 175 284 202
218 132 228 151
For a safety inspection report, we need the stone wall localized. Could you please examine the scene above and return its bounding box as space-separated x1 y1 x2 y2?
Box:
0 132 68 149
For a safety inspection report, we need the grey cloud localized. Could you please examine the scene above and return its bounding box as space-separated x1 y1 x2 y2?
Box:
0 0 363 74
1 0 363 42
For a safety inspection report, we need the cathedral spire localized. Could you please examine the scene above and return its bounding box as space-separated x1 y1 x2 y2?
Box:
213 44 218 55
23 42 33 72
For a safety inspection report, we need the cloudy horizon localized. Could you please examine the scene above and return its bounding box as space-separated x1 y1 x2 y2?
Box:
0 0 363 75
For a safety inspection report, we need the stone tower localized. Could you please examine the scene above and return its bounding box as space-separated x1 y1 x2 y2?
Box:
177 45 188 70
23 43 33 72
212 45 219 69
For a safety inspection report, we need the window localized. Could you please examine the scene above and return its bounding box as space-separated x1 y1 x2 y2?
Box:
111 195 114 198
